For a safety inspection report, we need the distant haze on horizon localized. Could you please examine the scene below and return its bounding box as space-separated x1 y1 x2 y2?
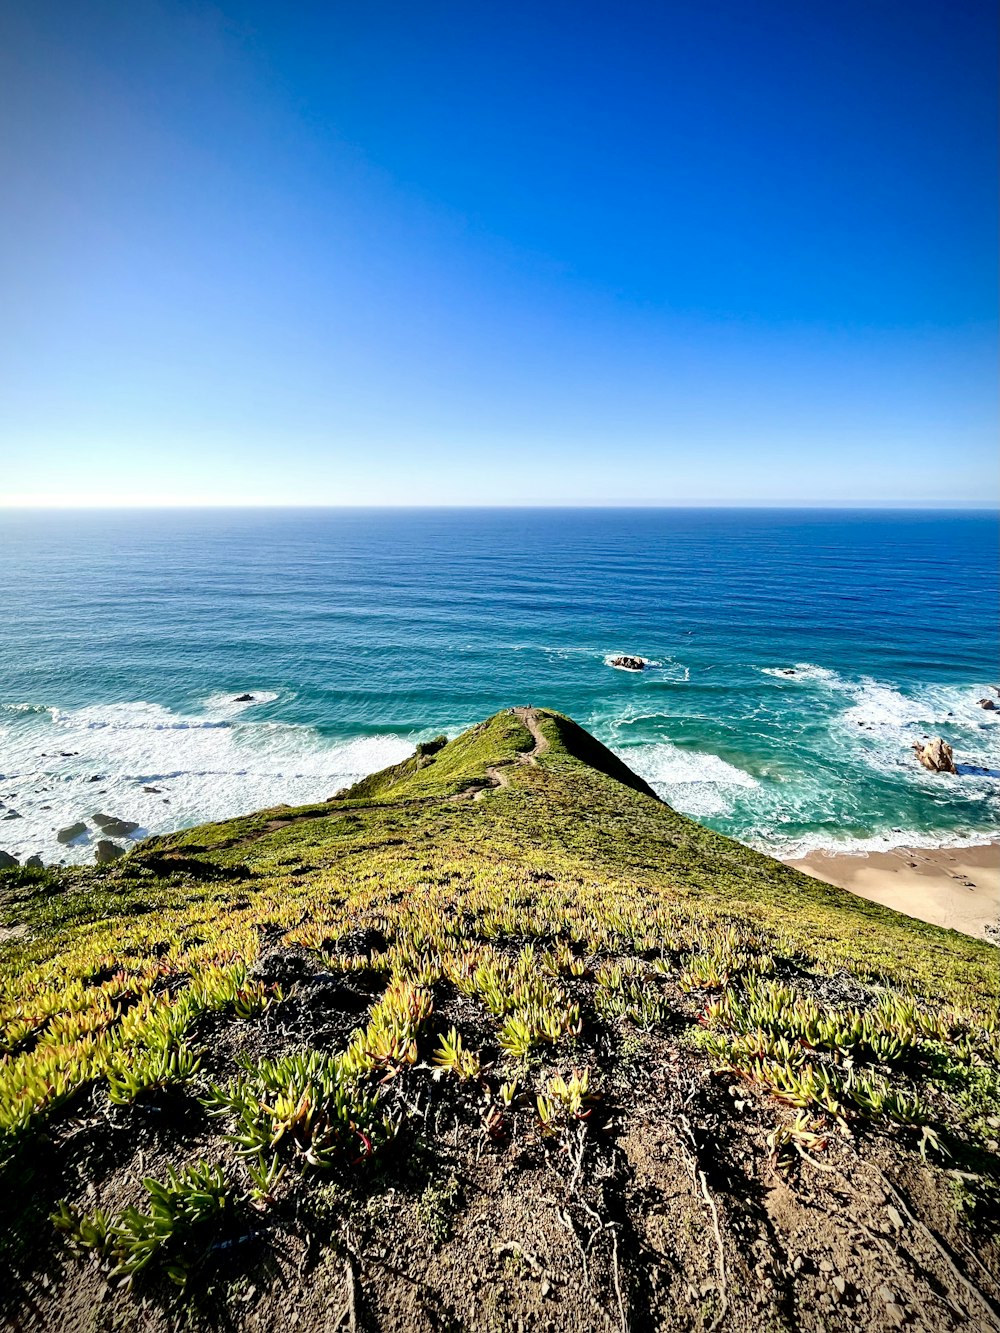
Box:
1 1 996 509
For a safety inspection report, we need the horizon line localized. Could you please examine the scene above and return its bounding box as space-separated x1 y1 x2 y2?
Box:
2 501 998 513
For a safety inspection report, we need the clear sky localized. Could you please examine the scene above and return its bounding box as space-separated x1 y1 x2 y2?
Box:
1 1 996 507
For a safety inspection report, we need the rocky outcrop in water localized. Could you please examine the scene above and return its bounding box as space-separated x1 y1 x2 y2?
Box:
93 813 140 838
912 737 957 774
610 656 645 671
979 697 997 711
233 693 255 702
57 822 89 844
0 850 18 869
95 840 124 864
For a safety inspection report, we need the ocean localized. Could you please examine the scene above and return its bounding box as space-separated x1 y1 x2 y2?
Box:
0 508 997 867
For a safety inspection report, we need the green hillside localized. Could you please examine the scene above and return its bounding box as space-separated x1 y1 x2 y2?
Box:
1 708 998 1332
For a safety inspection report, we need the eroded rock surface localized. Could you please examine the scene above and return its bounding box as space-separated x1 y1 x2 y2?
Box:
912 737 957 774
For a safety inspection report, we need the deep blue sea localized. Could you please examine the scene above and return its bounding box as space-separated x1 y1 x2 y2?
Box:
1 508 997 867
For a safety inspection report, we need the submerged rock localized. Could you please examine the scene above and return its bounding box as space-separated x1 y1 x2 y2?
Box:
95 840 124 864
57 821 89 844
233 693 255 702
0 850 18 869
610 656 646 672
912 738 957 774
2 810 21 820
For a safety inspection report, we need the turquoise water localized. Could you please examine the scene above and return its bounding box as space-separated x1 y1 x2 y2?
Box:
0 508 997 866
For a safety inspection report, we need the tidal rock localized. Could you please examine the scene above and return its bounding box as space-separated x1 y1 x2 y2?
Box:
143 786 162 793
912 737 957 774
2 810 21 820
0 850 18 869
92 813 140 837
979 698 997 711
57 821 89 844
233 693 255 702
610 656 645 672
24 855 44 869
95 840 124 864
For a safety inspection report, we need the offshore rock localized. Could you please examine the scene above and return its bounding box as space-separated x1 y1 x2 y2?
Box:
57 821 89 844
95 840 124 864
610 656 645 672
979 697 997 711
0 850 18 869
24 854 44 869
93 813 140 837
912 738 957 774
233 693 255 702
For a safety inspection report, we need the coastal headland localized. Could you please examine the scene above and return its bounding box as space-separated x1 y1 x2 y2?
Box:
1 708 998 1332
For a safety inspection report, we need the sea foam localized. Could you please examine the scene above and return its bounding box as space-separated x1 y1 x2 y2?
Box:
0 696 414 866
616 740 759 818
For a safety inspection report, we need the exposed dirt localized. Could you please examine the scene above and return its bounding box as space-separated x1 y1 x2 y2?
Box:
14 948 1000 1333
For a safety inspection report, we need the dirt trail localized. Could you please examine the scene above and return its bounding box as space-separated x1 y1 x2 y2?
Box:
511 706 550 761
161 709 546 845
476 707 549 798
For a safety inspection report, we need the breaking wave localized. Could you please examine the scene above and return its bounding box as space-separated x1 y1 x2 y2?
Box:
615 740 759 819
0 696 414 866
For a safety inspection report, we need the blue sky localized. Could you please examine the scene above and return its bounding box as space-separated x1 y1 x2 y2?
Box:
1 1 996 506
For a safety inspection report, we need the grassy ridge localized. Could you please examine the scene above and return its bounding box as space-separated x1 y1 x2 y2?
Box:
1 708 997 1331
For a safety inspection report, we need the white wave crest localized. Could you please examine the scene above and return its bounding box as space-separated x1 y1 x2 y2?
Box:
0 696 414 866
840 678 999 733
759 663 840 682
758 663 1000 776
615 741 758 818
767 828 999 860
201 690 281 717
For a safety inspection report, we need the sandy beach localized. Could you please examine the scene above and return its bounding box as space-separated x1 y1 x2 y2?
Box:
785 842 999 940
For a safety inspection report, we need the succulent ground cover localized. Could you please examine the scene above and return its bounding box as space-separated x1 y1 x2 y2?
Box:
1 707 998 1333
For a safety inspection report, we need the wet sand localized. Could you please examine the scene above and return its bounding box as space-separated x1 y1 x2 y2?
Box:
784 843 999 941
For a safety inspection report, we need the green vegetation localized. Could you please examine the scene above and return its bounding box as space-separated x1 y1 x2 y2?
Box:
1 707 997 1331
55 1160 234 1287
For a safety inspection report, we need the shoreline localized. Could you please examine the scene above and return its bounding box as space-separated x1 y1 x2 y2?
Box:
784 842 999 941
